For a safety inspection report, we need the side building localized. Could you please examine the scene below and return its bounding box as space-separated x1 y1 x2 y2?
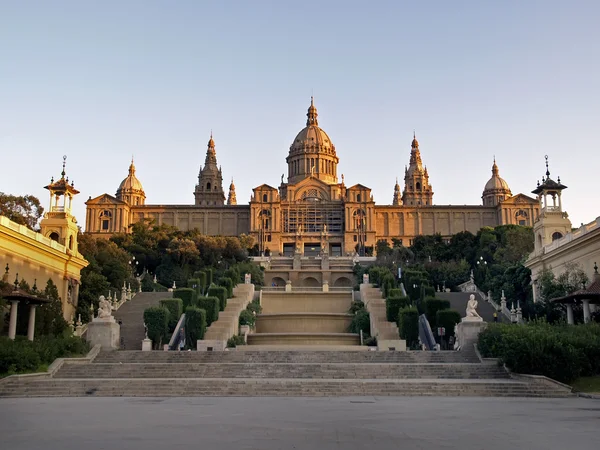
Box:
85 98 539 254
0 159 88 322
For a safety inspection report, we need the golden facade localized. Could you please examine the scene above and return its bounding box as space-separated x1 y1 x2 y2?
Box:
85 99 539 254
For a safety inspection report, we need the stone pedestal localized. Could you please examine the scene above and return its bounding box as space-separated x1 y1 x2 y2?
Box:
285 280 292 292
87 318 120 350
142 338 152 351
455 319 487 351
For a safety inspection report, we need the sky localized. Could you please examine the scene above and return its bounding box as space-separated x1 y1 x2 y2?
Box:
1 1 599 229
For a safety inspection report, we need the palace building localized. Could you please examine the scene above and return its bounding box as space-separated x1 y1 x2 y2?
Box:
85 99 539 255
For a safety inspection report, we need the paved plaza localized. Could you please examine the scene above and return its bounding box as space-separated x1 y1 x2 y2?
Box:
1 396 598 450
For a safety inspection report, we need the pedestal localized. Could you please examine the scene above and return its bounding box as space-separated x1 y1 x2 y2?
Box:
87 318 120 350
142 338 152 351
455 320 487 351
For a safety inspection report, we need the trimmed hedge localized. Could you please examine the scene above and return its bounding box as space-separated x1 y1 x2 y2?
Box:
388 288 404 298
192 271 208 293
160 298 183 332
385 296 411 323
185 306 207 345
0 335 89 375
224 267 241 284
423 286 436 298
478 322 600 383
193 296 220 326
208 286 228 311
435 309 461 340
350 309 370 335
398 306 419 347
173 288 197 310
144 306 169 348
423 297 451 327
219 277 234 298
206 268 214 286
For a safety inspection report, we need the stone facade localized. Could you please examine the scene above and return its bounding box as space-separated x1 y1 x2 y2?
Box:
85 99 539 252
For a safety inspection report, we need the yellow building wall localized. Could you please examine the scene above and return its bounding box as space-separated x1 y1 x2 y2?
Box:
0 216 89 322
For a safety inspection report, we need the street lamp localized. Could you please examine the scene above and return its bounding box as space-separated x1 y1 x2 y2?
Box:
476 256 487 267
129 256 139 276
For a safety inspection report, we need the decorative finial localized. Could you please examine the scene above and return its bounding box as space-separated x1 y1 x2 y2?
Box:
306 97 318 126
544 154 550 177
594 262 598 274
557 176 561 183
32 279 37 292
14 273 19 291
4 263 8 275
61 155 67 179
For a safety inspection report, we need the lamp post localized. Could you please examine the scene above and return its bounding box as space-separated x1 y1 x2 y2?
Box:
129 256 139 276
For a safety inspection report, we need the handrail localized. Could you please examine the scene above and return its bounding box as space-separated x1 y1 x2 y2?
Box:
168 313 186 350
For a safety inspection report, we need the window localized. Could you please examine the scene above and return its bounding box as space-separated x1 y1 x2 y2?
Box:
102 220 110 230
49 232 59 241
99 210 112 232
262 193 268 203
357 194 361 202
68 235 73 250
353 235 357 242
267 235 272 242
206 182 211 191
552 232 563 241
416 182 421 190
519 220 526 226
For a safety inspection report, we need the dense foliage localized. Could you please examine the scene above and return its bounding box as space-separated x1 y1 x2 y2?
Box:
193 296 220 326
143 306 169 349
398 306 419 348
184 307 207 345
478 322 600 383
208 286 228 311
0 335 89 375
0 193 44 230
173 288 196 310
159 298 183 333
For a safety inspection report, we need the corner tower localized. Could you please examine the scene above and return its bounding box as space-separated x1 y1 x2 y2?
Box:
286 97 339 185
402 133 433 206
194 134 225 206
40 156 81 253
531 156 571 253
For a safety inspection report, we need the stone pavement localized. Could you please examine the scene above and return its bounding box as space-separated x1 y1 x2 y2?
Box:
1 396 598 450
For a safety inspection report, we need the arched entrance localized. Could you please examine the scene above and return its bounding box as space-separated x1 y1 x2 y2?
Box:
333 277 353 288
301 277 320 288
271 276 286 287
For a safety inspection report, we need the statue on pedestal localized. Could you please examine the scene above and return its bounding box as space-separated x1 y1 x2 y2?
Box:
465 294 482 320
97 295 113 320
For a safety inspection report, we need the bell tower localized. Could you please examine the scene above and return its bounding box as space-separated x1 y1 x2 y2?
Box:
194 133 226 206
531 156 571 253
40 156 81 253
402 133 434 206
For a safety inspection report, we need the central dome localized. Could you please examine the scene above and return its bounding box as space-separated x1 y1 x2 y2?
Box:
286 98 339 185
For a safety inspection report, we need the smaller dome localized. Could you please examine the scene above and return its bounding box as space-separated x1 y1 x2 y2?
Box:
483 159 511 192
117 160 145 194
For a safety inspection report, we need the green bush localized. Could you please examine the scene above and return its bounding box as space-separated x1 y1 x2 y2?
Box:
424 286 436 298
246 299 262 316
192 271 208 294
144 306 169 348
398 306 419 347
239 309 255 327
224 267 241 284
160 298 183 332
219 277 234 298
193 296 220 326
350 309 370 335
423 297 451 327
0 335 89 375
227 335 246 348
173 288 197 310
388 288 404 298
185 306 207 345
386 296 411 323
349 300 365 314
208 286 228 311
478 322 600 383
435 309 461 341
206 268 214 286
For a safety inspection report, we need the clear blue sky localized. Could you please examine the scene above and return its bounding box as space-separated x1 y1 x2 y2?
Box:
1 1 598 229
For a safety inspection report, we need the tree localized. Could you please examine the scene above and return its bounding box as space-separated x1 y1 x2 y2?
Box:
0 193 44 230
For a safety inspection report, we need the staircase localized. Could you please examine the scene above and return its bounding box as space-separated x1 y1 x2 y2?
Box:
0 349 572 398
436 292 499 322
248 291 360 347
114 292 171 349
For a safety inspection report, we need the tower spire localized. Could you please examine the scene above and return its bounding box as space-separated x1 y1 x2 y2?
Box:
306 97 318 126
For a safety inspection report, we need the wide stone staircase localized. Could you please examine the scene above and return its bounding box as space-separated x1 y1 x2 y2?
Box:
114 292 171 350
0 349 572 398
247 291 360 347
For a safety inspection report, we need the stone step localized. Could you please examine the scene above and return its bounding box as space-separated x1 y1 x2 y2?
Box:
0 377 572 398
54 362 511 379
93 350 481 364
247 333 361 346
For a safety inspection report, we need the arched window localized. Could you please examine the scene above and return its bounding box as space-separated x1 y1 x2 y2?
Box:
206 182 211 191
416 182 421 191
357 194 361 202
68 235 73 250
262 193 268 203
552 232 563 241
49 232 59 242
